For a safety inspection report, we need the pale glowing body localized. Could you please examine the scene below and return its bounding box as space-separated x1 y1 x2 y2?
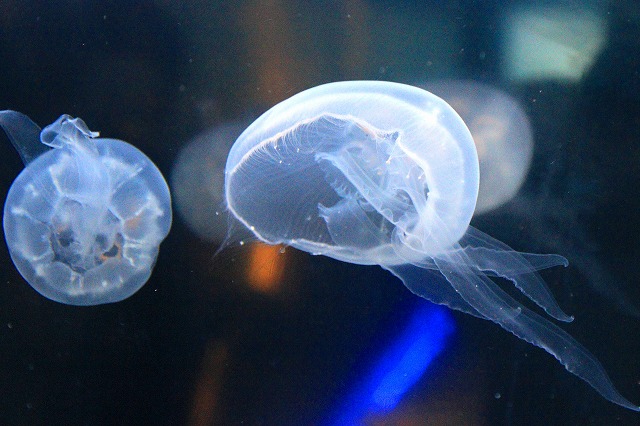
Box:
224 81 638 411
0 111 172 305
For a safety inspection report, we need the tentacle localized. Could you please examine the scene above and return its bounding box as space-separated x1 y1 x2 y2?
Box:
429 248 639 411
385 263 484 319
457 226 573 322
0 110 48 165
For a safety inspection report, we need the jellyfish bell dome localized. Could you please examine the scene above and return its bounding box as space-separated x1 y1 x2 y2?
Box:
421 80 534 214
225 81 479 265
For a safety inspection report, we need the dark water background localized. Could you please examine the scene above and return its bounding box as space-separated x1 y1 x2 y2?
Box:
1 1 639 425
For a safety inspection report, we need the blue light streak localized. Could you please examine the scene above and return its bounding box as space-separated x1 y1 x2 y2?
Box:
327 301 455 425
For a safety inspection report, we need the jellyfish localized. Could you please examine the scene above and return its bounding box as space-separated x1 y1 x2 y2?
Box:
0 111 172 305
224 81 639 411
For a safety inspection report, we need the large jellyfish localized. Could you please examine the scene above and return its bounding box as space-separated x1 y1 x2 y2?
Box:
223 81 639 411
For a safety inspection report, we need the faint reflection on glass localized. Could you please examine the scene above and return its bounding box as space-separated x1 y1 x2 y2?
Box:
502 4 607 82
489 167 640 319
225 81 639 411
422 80 533 214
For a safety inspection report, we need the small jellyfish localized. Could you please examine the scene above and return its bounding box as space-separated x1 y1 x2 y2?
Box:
224 81 639 411
0 111 172 305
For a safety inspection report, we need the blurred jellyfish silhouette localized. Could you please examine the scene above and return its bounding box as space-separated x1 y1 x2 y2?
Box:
423 80 533 214
171 122 247 243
